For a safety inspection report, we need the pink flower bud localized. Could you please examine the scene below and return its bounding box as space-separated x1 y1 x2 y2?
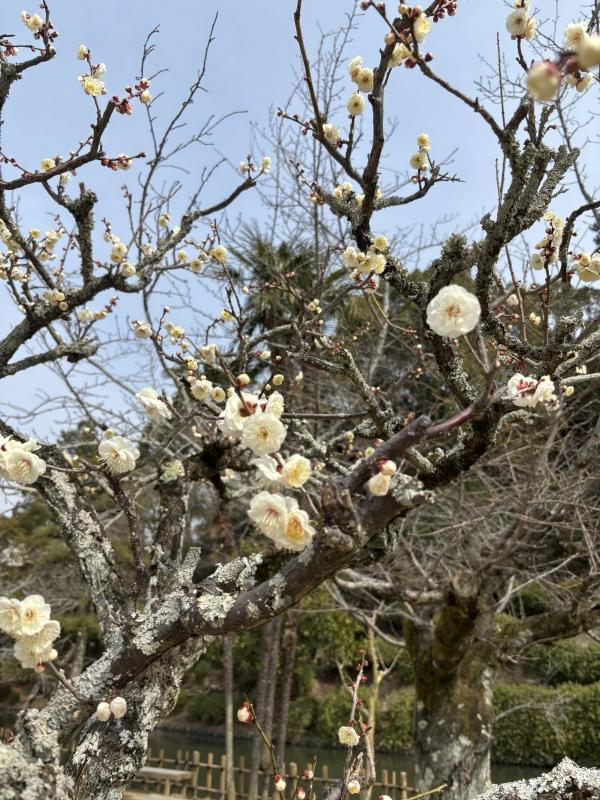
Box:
237 704 254 723
274 774 287 792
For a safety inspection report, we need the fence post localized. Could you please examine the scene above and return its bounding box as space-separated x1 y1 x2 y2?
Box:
400 772 408 800
239 755 246 799
382 769 389 796
207 752 215 794
192 750 201 795
220 754 227 800
322 765 329 786
289 762 298 797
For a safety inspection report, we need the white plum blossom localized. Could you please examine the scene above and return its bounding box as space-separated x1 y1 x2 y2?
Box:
252 455 282 484
565 22 588 51
219 391 284 438
21 11 43 31
132 320 153 339
248 492 314 551
413 13 431 43
356 67 374 93
347 93 366 116
79 75 105 97
13 638 57 670
390 43 410 67
135 387 172 421
338 725 360 746
576 35 600 69
348 56 363 81
219 392 261 437
0 437 46 485
210 245 228 264
241 413 287 456
527 61 561 101
322 123 340 144
0 598 22 636
506 7 537 39
368 472 391 496
565 73 594 93
426 285 481 337
506 374 558 408
191 379 214 402
200 343 218 363
248 491 289 540
347 780 361 795
283 502 315 550
18 594 51 636
281 454 312 488
574 252 600 282
98 435 139 475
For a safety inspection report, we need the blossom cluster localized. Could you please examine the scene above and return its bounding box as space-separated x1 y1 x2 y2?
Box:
526 21 599 101
530 212 564 271
367 458 397 497
213 386 315 550
248 492 315 551
239 155 272 175
506 374 558 409
505 1 537 41
0 436 46 485
572 251 600 282
0 595 59 670
331 181 382 209
343 234 389 295
409 133 431 173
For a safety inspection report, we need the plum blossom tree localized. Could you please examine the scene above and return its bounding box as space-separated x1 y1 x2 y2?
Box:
0 1 600 799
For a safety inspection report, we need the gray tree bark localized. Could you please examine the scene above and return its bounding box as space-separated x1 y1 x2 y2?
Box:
474 759 600 800
275 613 298 771
406 572 494 800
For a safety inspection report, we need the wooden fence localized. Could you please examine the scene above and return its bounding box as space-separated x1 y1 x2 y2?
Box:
129 748 414 800
0 729 414 799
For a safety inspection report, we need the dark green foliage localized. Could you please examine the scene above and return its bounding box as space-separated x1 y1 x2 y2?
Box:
286 697 317 742
508 583 554 617
188 690 227 725
378 688 414 751
529 640 600 686
492 682 600 766
316 686 356 743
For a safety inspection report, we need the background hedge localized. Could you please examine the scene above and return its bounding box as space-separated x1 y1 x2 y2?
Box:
311 681 600 765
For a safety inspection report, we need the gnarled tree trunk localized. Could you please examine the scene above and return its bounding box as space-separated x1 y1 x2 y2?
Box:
407 571 494 800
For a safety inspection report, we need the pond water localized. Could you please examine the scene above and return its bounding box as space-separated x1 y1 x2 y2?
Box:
150 728 543 788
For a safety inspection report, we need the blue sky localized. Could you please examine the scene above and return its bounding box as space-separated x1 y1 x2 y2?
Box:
1 0 597 444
